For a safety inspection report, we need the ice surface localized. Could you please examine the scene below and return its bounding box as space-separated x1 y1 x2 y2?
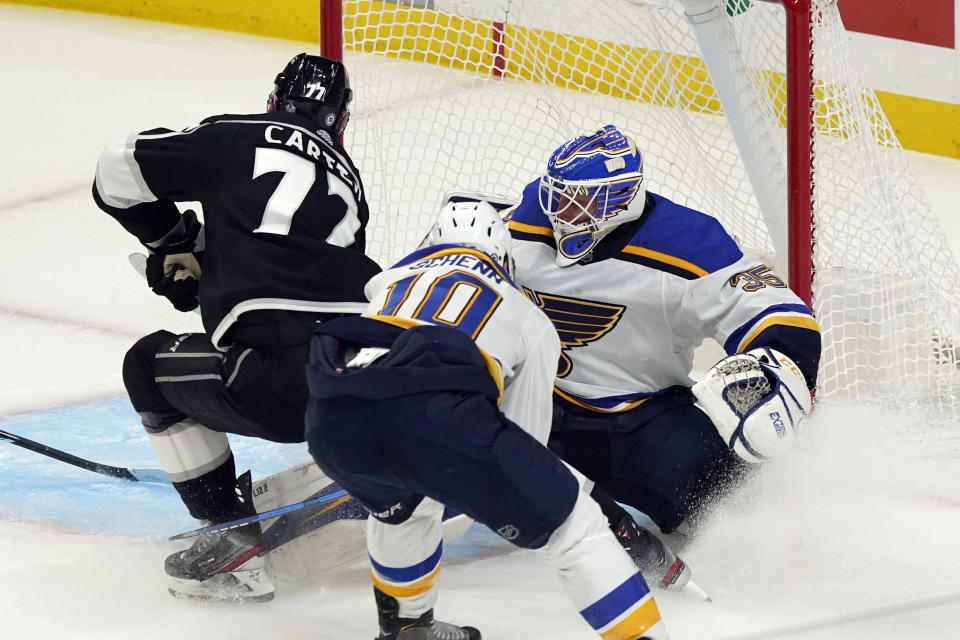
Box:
1 5 958 638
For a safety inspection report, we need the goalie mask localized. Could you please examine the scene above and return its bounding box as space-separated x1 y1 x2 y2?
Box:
539 125 645 267
267 53 352 138
426 199 514 275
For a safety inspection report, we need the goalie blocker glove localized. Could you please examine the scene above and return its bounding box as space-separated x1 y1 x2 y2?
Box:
145 210 204 312
692 347 812 463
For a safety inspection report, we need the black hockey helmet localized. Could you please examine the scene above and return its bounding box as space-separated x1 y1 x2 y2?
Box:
267 53 352 137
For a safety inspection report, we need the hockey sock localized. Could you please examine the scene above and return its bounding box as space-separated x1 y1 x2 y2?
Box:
589 484 631 529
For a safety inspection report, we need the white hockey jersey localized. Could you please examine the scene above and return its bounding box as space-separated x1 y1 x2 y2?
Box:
361 244 561 443
508 179 821 413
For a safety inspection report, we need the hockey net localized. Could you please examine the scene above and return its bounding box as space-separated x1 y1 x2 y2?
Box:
325 0 960 436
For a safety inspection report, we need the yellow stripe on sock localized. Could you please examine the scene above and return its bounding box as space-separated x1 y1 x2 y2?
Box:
370 564 441 599
600 597 662 640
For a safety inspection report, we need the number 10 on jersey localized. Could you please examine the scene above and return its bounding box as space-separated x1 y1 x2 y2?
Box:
379 271 503 338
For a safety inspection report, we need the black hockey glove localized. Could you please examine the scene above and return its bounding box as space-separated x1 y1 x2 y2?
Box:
145 210 204 312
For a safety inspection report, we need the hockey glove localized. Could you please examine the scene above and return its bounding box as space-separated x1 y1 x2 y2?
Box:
692 347 812 463
145 210 204 312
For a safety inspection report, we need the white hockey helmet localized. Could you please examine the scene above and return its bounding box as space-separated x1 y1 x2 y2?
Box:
539 125 646 267
426 199 513 273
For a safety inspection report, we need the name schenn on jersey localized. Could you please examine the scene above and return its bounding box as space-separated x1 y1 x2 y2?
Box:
409 252 505 285
262 124 361 198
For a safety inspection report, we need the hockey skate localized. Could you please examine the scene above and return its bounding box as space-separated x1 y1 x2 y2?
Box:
374 586 481 640
615 515 690 592
165 473 274 602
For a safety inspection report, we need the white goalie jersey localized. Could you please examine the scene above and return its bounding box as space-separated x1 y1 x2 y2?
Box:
507 180 821 413
362 244 561 442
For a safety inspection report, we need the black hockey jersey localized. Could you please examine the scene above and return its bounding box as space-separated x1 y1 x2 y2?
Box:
93 111 382 348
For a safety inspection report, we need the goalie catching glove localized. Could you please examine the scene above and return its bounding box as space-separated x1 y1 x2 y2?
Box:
145 210 204 312
692 347 812 463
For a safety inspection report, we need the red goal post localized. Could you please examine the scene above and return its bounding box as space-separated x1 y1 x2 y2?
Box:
318 0 960 429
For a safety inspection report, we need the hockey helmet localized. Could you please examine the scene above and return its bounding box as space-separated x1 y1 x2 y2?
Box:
268 53 352 137
539 125 645 266
426 199 514 274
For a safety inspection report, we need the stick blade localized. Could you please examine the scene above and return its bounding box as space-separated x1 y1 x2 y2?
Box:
128 468 170 484
128 252 148 279
683 579 713 602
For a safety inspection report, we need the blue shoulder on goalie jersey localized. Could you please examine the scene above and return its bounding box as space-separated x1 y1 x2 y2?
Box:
506 179 555 247
616 193 743 280
509 180 743 279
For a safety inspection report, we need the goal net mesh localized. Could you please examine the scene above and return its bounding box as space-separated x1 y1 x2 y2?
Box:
338 0 960 435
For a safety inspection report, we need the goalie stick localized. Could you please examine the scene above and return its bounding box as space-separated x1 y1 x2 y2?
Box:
0 427 169 484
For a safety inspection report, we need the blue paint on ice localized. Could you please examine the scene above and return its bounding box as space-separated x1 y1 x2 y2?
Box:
0 397 312 538
1 398 630 559
0 397 504 555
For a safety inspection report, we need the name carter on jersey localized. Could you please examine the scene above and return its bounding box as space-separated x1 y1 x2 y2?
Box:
262 124 361 199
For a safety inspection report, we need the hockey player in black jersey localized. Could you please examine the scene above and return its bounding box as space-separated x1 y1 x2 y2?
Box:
92 53 382 602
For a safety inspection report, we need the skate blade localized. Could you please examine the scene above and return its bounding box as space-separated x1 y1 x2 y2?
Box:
168 569 275 603
682 579 712 602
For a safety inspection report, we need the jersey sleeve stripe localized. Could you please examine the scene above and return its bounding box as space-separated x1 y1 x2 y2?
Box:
722 303 815 354
736 315 820 353
618 245 708 279
727 313 821 355
94 132 158 209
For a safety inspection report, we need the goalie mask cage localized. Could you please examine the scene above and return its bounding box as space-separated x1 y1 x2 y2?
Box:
320 0 960 433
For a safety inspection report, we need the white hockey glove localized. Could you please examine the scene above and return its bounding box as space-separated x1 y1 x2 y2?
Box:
692 347 812 463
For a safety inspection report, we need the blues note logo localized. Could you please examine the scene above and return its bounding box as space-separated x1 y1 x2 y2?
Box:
523 288 624 377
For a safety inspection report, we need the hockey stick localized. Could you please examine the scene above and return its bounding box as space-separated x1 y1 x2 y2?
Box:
0 256 201 485
260 491 366 553
0 428 169 484
169 488 352 541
